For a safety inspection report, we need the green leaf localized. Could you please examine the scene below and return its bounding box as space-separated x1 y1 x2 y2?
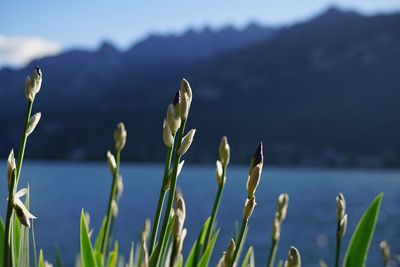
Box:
13 213 21 266
276 260 283 267
149 215 174 267
185 217 211 267
241 247 254 267
127 243 134 267
94 251 104 267
19 186 30 267
38 249 44 267
94 216 107 252
32 220 38 267
197 229 220 267
176 255 183 267
55 244 63 267
343 193 383 267
106 241 118 267
0 217 5 267
80 210 97 267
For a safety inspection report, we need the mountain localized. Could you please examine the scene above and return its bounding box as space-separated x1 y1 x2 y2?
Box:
1 7 400 167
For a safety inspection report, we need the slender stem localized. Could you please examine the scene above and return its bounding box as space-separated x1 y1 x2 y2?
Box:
149 146 174 253
335 221 341 267
100 150 121 256
152 119 186 267
267 238 278 267
230 218 248 267
203 174 225 253
4 100 33 267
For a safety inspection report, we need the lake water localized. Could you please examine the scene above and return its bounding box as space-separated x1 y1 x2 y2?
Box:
1 162 399 266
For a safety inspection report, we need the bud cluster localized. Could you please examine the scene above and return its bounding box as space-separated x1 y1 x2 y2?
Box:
272 193 289 241
336 193 347 239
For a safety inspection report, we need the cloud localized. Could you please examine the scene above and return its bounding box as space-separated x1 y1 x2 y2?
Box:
0 35 61 68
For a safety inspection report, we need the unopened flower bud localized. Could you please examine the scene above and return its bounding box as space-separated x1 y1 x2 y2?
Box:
116 175 124 199
336 193 346 221
246 163 262 198
272 216 281 241
225 239 236 265
338 214 347 239
162 119 174 147
177 129 196 156
7 149 16 187
166 104 181 134
26 112 41 136
243 196 256 219
173 228 187 264
216 253 226 267
13 188 36 228
219 136 230 167
277 193 289 221
114 122 127 151
285 246 301 267
179 79 192 120
380 240 391 263
173 209 185 238
216 160 224 187
141 219 151 242
172 90 180 106
25 66 42 101
107 151 117 175
111 200 118 217
252 142 264 167
164 161 185 190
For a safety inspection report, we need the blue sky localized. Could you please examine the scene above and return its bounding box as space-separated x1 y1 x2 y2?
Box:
1 0 400 67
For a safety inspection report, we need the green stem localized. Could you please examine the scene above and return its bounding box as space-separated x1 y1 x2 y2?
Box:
152 119 186 267
335 221 341 267
149 146 174 253
100 150 121 256
267 238 278 267
230 218 248 267
4 100 33 267
203 173 225 253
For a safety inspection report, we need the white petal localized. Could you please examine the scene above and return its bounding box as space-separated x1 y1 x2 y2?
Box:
15 188 28 198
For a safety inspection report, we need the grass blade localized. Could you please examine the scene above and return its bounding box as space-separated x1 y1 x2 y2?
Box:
106 241 118 267
94 216 107 252
185 217 210 267
80 210 97 267
19 186 30 267
241 246 254 267
55 244 63 267
0 217 5 267
343 193 383 267
38 249 44 267
197 229 220 267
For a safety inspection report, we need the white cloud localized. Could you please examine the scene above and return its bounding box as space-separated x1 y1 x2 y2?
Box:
0 35 61 68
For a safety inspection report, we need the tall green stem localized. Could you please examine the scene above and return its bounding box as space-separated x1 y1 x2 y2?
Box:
335 221 341 267
100 151 121 256
203 170 225 253
4 100 33 267
149 146 174 253
152 119 186 267
267 239 278 267
230 218 248 267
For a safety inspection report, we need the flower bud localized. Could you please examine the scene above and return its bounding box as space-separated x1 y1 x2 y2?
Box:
272 216 281 241
26 112 41 136
7 149 16 187
179 79 192 120
162 119 174 147
336 193 346 221
107 151 117 175
380 240 391 263
252 142 264 168
173 90 180 106
166 104 181 134
216 160 224 187
246 163 262 198
216 253 226 267
224 239 236 266
219 136 230 167
25 66 42 101
114 122 127 151
277 193 289 222
177 129 196 156
116 175 124 200
338 214 347 239
285 246 301 267
173 228 187 265
111 200 118 217
243 196 256 219
141 219 151 242
173 209 185 239
13 188 36 228
164 161 185 190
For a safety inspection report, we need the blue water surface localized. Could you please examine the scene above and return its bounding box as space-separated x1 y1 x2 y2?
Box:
1 162 399 266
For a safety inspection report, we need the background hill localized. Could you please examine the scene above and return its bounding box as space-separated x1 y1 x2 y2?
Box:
1 7 400 167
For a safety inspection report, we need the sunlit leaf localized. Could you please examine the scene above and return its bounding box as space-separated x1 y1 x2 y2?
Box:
80 210 97 267
197 229 219 267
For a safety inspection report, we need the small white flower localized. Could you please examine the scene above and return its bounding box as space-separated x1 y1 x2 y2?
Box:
13 188 36 228
216 160 224 187
26 112 41 136
25 66 42 101
114 122 127 151
177 129 196 156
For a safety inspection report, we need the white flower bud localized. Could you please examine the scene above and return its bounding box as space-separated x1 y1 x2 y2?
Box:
173 228 187 265
380 240 391 262
7 149 16 187
243 196 256 219
173 209 185 239
272 216 281 241
177 129 196 156
13 188 36 228
338 214 348 239
116 175 124 200
219 136 230 167
25 66 42 101
107 151 117 175
246 163 262 198
166 104 181 134
225 239 236 266
114 122 127 151
179 79 192 120
162 119 174 147
111 200 118 217
285 246 301 267
26 112 41 136
216 160 224 187
336 193 346 221
277 193 289 222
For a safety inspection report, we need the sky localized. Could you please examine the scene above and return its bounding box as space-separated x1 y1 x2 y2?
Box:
1 0 400 68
